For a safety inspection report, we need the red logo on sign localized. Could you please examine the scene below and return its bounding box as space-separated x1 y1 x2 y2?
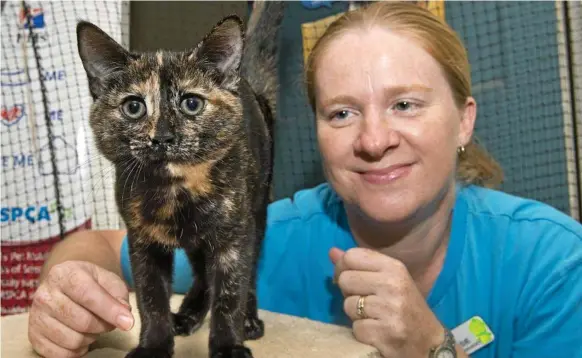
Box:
0 105 25 127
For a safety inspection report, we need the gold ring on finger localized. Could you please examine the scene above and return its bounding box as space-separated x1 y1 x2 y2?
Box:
356 295 367 319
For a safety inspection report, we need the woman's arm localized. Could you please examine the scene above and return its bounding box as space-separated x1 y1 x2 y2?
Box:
39 229 126 281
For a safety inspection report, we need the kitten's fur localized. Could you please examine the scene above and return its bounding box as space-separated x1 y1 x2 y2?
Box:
77 3 284 358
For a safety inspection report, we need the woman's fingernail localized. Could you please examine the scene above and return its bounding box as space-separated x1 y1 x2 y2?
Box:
116 314 134 331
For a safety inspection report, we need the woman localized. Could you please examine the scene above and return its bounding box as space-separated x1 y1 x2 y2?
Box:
28 2 582 358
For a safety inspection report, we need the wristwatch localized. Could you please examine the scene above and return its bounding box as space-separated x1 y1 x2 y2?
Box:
429 328 457 358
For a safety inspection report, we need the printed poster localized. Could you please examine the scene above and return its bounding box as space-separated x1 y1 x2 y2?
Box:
1 1 128 315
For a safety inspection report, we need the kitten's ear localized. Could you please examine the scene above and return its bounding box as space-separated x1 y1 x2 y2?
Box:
77 21 130 99
194 15 244 76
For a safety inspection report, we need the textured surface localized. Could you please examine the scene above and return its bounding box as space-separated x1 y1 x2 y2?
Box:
1 293 380 358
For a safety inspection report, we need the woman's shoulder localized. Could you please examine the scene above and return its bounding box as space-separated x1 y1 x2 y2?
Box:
261 183 348 264
454 186 582 355
458 184 582 239
267 182 343 226
456 184 582 290
258 183 350 302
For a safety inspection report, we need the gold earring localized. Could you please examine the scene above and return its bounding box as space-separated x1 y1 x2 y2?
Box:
457 146 466 155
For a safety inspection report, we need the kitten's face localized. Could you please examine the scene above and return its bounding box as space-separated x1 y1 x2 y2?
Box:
77 17 244 167
89 53 242 165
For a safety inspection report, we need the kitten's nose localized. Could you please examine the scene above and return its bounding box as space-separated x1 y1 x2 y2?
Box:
151 133 175 146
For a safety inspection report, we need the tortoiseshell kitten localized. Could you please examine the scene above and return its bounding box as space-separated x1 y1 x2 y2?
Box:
76 3 284 358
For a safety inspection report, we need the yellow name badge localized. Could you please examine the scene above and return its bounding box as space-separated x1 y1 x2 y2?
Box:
452 316 495 355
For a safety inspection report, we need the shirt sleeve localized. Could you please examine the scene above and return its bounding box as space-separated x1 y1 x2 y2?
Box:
511 230 582 357
120 235 194 294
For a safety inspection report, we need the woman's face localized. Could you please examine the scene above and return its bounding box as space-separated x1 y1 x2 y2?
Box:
314 27 475 224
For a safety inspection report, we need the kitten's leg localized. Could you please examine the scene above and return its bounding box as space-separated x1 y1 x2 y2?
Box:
125 236 174 358
172 248 211 336
209 242 254 358
243 214 266 340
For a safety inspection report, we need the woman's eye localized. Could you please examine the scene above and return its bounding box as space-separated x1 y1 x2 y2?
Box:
331 110 352 121
180 95 205 116
395 101 412 111
393 100 420 113
121 98 146 119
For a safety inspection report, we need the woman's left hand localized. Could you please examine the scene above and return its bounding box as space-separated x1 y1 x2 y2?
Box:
330 247 448 358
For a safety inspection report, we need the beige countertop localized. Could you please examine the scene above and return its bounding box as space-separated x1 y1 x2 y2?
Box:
1 293 380 358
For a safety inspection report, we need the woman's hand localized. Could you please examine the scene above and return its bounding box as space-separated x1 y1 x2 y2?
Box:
330 247 454 358
28 260 134 358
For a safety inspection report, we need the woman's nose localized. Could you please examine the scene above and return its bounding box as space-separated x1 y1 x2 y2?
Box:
354 112 400 160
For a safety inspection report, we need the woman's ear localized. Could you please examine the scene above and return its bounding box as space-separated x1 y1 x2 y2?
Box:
458 97 477 147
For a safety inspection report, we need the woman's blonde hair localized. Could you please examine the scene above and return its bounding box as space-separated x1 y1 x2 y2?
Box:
305 1 503 188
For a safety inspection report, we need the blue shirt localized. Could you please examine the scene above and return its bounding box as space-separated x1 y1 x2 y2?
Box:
120 183 582 357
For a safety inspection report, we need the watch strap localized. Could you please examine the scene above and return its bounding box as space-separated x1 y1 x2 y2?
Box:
429 328 457 358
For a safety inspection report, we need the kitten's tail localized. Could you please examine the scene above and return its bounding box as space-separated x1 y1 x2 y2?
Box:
241 0 285 117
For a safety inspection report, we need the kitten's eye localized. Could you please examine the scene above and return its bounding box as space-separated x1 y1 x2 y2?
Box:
180 95 205 116
121 98 146 119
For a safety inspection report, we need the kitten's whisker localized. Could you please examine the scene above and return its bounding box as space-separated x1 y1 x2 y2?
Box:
88 165 116 197
128 161 140 193
121 158 139 204
131 161 145 195
126 159 141 198
76 155 121 203
73 153 103 171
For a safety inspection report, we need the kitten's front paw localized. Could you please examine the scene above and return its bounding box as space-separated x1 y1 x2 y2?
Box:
211 345 253 358
172 312 203 336
243 316 264 340
125 347 172 358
